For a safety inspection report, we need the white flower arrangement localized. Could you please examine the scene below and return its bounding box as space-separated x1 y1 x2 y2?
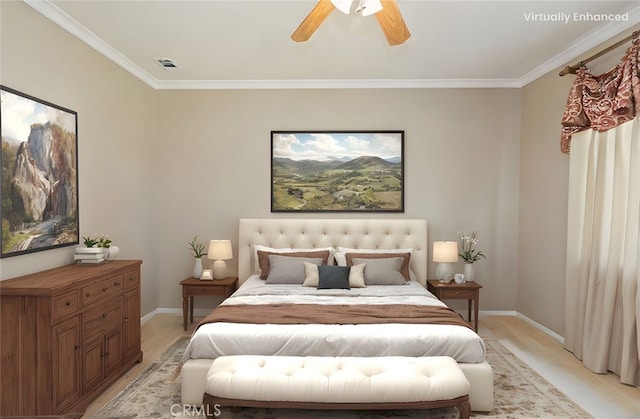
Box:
458 230 486 263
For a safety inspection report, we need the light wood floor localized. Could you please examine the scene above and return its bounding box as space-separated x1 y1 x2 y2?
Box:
83 314 640 418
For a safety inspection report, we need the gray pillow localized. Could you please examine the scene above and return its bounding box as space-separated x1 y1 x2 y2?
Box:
352 257 405 285
317 265 350 290
265 255 324 284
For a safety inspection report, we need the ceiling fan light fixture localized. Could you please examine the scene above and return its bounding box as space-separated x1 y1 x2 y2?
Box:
331 0 353 14
356 0 383 16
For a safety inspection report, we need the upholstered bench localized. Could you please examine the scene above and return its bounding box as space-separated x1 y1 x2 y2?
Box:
202 355 471 418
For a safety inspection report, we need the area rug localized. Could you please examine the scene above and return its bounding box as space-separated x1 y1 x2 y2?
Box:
94 337 592 419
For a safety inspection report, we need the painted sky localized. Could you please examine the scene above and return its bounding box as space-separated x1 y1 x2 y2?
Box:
273 132 402 161
1 90 76 145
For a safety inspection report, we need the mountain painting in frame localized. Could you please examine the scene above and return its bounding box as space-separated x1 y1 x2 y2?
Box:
0 85 79 258
271 131 404 212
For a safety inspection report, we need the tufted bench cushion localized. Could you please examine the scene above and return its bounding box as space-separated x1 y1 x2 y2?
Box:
203 355 471 418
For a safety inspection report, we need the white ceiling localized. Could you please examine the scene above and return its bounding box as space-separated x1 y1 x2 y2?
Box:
26 0 640 89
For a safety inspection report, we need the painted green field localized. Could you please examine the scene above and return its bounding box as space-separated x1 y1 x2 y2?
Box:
272 156 402 211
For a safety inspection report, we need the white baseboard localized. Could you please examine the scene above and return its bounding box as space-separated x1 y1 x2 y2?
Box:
141 307 213 324
140 309 160 324
141 308 565 343
478 310 564 344
515 312 565 344
479 310 517 317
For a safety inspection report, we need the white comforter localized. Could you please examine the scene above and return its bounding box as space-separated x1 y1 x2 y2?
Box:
182 275 486 363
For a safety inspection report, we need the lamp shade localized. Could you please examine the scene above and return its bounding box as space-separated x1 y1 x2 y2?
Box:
433 241 458 263
208 240 233 260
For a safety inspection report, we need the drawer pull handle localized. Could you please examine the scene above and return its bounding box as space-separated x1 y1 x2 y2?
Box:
102 287 108 292
114 281 121 286
86 293 91 298
65 301 71 306
102 313 107 318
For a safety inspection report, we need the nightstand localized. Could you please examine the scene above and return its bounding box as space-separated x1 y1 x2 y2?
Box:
427 279 482 332
179 276 238 331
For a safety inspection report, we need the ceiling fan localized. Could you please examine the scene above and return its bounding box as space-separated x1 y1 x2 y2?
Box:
291 0 411 46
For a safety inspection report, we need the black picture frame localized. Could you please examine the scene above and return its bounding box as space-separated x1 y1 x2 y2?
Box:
1 85 79 258
271 130 404 212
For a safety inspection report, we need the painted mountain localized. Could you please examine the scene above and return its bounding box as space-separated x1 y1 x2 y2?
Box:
272 156 403 211
1 121 78 255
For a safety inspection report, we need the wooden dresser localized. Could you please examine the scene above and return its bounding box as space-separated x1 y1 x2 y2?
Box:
0 259 143 416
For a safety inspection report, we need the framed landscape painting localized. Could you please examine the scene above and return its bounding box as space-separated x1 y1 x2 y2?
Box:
271 131 404 212
1 85 79 258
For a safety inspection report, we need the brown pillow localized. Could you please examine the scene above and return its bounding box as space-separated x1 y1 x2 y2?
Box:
257 250 331 280
345 252 411 281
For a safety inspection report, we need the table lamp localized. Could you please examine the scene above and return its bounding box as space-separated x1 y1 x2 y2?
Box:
208 240 233 280
433 241 458 280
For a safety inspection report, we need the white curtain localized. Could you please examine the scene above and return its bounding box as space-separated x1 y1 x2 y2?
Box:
565 117 640 386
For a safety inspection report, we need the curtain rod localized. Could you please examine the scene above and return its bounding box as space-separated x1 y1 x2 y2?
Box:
559 30 640 76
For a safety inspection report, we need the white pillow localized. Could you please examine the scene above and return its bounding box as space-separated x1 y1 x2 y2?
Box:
302 262 320 287
253 244 335 273
348 263 366 288
334 247 413 266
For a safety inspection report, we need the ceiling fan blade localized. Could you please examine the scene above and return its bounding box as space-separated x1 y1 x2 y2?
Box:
375 0 411 46
291 0 336 42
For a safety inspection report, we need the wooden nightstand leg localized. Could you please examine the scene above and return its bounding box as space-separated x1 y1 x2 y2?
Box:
182 296 188 331
467 299 472 322
474 297 480 332
190 296 194 324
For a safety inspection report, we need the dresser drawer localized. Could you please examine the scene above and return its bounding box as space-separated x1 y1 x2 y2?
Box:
123 270 139 290
52 290 79 322
440 288 476 299
81 275 124 307
82 297 123 343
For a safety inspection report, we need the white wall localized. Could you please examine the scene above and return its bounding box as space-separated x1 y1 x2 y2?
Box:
154 89 521 311
0 1 159 315
519 73 572 335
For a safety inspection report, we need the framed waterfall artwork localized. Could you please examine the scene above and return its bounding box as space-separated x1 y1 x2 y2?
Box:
271 130 404 212
0 85 79 258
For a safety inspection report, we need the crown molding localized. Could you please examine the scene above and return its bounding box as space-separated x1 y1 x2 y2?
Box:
153 78 522 90
518 4 640 86
24 0 640 91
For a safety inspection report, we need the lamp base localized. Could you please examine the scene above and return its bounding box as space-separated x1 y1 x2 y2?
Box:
435 262 454 280
212 260 227 280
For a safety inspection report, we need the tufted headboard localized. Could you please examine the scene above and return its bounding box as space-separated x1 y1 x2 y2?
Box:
238 219 428 286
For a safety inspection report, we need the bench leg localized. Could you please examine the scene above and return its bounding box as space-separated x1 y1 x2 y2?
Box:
457 398 471 419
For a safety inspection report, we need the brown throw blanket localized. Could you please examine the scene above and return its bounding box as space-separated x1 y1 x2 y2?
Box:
198 303 472 330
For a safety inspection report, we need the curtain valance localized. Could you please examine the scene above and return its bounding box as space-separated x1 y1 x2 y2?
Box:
560 36 639 154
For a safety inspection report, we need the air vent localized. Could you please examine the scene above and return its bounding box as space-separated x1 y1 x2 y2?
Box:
154 57 179 71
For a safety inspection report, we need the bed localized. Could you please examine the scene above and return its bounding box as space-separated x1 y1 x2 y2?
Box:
180 218 494 412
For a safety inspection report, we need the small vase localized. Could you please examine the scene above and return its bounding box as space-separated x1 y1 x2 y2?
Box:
464 263 475 282
106 245 120 261
193 258 203 279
